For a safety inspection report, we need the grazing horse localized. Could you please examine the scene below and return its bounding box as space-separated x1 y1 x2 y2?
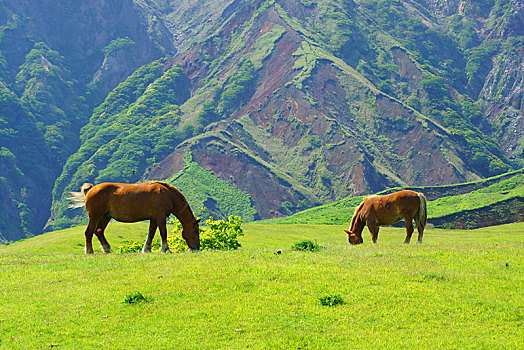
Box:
68 182 200 254
345 190 427 245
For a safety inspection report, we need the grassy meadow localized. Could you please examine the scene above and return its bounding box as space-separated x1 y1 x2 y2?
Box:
0 221 523 349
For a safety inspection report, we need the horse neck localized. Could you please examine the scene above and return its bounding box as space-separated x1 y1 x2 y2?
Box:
349 204 365 235
174 205 196 227
351 217 365 235
169 191 196 227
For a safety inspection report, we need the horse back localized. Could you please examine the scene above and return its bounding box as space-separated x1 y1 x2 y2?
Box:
366 190 421 225
85 182 174 221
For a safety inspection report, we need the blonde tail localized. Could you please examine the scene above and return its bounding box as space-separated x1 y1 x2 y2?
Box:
67 183 94 209
417 192 427 228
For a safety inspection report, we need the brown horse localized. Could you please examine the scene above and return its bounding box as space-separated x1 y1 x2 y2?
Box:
345 190 427 245
68 181 200 254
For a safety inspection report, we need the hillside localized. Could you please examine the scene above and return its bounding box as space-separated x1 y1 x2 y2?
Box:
0 0 173 241
268 168 524 228
1 0 523 241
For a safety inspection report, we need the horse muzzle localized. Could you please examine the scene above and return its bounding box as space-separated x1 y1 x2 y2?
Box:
348 234 363 245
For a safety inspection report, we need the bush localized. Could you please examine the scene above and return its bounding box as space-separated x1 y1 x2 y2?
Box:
103 37 136 58
118 240 160 253
118 240 142 253
122 291 150 304
168 215 244 252
319 294 344 307
291 239 320 252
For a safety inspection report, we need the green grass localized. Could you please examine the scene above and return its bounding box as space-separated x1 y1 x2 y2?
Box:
1 222 523 349
429 173 524 217
267 170 524 225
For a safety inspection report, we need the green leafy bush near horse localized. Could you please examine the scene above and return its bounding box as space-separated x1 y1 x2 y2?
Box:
0 222 522 348
117 215 244 253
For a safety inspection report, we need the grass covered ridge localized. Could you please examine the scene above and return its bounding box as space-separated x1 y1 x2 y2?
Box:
268 169 524 226
0 222 523 348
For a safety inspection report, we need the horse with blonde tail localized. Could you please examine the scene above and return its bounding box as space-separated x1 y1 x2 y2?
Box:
68 182 200 254
345 190 427 245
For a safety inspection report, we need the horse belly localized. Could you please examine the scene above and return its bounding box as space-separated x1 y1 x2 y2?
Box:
375 208 403 226
109 210 152 223
107 198 158 222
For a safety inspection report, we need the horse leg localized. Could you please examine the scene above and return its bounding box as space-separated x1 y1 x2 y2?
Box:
84 218 99 254
414 216 424 244
142 220 157 253
158 217 172 253
368 222 379 244
404 218 414 244
94 216 111 253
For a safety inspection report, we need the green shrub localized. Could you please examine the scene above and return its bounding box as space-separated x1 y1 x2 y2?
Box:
103 37 136 58
118 240 143 253
319 294 344 307
168 215 244 252
118 240 160 253
422 273 447 282
291 239 320 252
122 291 150 304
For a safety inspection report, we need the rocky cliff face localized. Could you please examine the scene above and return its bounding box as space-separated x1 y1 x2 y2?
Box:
479 0 524 164
142 0 509 218
412 0 524 165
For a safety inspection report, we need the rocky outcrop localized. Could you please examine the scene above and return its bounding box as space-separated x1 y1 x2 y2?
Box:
430 196 524 229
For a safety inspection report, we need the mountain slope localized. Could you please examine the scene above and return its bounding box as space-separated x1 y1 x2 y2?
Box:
50 0 520 228
2 0 523 239
0 0 175 241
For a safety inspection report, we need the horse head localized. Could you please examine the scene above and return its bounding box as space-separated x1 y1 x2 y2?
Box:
344 229 363 245
182 218 201 250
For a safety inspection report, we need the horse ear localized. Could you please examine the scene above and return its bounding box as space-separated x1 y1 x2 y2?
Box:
196 218 201 224
344 229 350 234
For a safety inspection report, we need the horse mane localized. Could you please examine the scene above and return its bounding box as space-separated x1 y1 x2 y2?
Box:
151 181 191 216
349 194 378 231
349 200 366 232
151 181 183 199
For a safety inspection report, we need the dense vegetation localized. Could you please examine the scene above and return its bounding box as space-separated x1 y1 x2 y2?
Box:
167 153 259 222
1 0 523 241
0 37 89 241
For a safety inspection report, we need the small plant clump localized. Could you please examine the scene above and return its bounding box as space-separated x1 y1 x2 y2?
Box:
122 291 149 304
422 273 447 281
291 239 320 252
118 240 160 253
118 240 143 253
319 294 344 307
